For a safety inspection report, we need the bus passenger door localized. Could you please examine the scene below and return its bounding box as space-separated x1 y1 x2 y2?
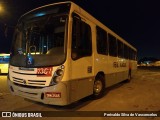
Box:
70 13 93 102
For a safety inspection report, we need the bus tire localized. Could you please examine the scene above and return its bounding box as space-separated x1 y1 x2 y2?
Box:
93 74 105 99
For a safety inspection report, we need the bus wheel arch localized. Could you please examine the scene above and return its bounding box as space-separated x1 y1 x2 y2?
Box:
93 72 105 99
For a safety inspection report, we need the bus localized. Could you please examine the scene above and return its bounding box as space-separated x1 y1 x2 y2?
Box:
8 1 137 105
0 53 10 74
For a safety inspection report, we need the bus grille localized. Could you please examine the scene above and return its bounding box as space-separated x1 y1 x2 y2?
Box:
12 77 46 87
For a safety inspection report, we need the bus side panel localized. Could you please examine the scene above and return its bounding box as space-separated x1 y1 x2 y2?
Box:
69 77 94 103
105 70 128 87
94 54 129 88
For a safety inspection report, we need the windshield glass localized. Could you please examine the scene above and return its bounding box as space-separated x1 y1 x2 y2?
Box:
10 4 70 67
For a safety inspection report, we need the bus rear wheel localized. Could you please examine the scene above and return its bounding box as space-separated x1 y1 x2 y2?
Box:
93 74 105 99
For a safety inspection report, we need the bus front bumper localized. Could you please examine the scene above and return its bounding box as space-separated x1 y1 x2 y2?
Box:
7 79 69 106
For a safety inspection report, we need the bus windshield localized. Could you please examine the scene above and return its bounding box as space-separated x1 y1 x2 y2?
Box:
10 3 70 67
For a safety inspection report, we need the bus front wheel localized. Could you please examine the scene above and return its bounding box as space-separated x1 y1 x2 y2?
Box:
93 74 105 99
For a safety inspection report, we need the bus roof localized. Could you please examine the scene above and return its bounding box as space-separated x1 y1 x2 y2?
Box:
19 1 137 51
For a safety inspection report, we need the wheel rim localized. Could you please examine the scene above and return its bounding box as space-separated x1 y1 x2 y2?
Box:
93 80 102 94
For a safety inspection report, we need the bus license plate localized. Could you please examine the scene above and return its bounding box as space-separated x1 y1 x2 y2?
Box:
45 92 61 98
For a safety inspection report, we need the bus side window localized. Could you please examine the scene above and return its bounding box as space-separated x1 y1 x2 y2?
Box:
117 40 124 58
96 26 108 55
108 34 117 57
72 13 92 60
124 44 129 59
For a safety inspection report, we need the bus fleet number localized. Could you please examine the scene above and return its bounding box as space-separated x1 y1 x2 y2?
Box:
37 67 53 77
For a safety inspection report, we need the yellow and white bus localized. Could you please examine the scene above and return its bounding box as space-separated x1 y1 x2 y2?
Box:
0 53 10 74
8 1 137 105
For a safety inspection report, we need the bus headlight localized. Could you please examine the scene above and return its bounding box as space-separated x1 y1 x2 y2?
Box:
50 66 64 85
53 76 62 83
56 69 63 76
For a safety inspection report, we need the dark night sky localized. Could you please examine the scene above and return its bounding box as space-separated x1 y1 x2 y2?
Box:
0 0 160 60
